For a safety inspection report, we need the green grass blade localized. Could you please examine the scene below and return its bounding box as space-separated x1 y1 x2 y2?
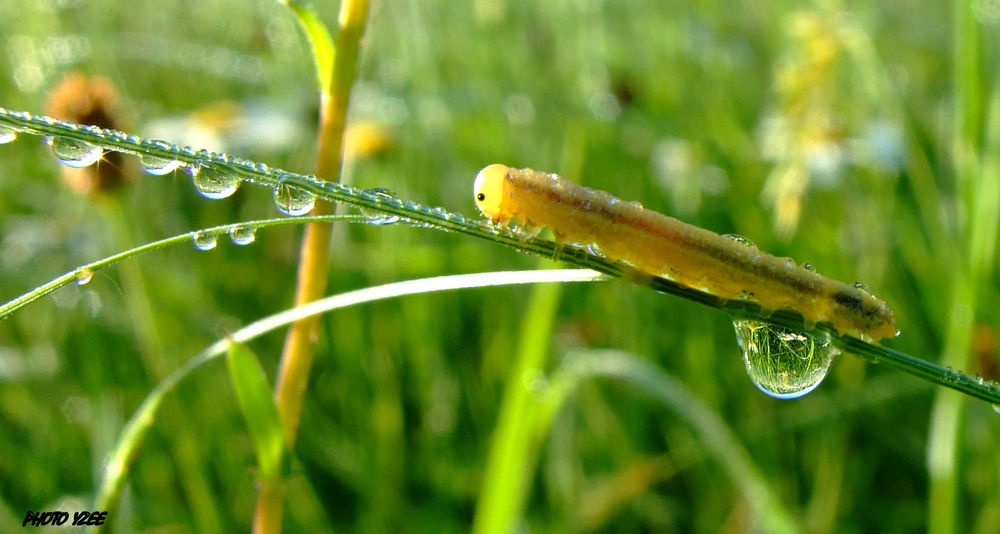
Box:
93 349 217 522
472 271 562 534
542 350 800 534
928 69 1000 534
279 0 335 93
227 343 286 481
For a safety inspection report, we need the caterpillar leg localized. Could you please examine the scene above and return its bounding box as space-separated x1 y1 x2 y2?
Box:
516 222 543 243
488 216 512 234
551 231 566 261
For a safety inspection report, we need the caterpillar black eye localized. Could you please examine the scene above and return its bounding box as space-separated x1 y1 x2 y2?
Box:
473 164 509 219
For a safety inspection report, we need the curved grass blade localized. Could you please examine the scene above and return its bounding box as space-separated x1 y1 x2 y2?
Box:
92 269 607 520
279 0 335 94
0 215 366 322
540 350 800 534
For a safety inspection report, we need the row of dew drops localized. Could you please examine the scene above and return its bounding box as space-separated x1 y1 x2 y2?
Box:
0 114 513 258
0 121 420 225
4 120 1000 406
46 133 320 216
0 120 485 262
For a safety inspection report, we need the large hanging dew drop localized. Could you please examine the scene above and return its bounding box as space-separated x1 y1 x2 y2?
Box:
273 182 316 216
139 155 182 176
0 125 17 144
733 319 841 399
48 136 103 168
188 163 241 199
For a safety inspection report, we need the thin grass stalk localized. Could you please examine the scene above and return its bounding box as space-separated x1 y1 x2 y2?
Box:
928 1 989 532
102 202 225 533
472 272 563 534
538 351 800 534
258 1 370 532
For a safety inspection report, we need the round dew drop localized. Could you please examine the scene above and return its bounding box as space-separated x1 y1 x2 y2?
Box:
586 243 605 258
732 319 841 399
75 269 95 285
228 226 257 246
139 155 182 176
851 281 873 294
273 183 316 216
359 207 400 226
188 164 241 199
722 234 757 249
0 125 17 144
192 232 219 251
48 136 103 168
368 214 401 226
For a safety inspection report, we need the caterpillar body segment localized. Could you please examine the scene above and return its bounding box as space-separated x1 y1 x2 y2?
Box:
473 164 898 341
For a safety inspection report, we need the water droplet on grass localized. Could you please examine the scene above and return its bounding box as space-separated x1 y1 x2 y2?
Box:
192 232 218 251
359 207 400 226
365 187 397 197
0 125 17 144
139 155 182 175
733 319 840 399
273 182 316 216
188 163 241 199
723 234 757 248
75 269 94 285
802 262 816 272
228 226 257 245
48 136 103 168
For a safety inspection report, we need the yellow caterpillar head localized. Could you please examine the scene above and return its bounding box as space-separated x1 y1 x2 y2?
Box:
474 164 509 222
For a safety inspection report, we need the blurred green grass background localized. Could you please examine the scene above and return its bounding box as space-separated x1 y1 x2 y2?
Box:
0 0 998 532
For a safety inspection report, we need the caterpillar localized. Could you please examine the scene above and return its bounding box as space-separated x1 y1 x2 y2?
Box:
473 164 898 341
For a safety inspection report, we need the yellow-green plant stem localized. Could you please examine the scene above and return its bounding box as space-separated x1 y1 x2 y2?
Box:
275 0 367 448
262 1 370 533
